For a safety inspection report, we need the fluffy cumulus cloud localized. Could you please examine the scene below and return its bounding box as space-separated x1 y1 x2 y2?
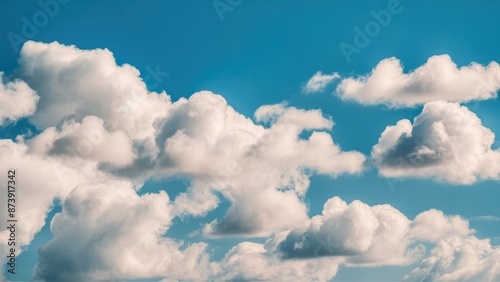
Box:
0 139 131 277
151 91 365 237
213 241 342 281
18 41 171 140
0 72 39 125
2 41 498 281
273 197 474 266
336 55 500 106
302 71 340 94
35 183 213 281
0 41 367 281
276 197 420 265
372 101 500 184
210 196 499 281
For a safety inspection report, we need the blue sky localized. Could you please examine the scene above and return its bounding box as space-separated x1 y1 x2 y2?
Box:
1 0 500 281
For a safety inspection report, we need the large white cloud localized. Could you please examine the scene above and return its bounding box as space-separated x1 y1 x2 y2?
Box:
4 41 498 281
212 241 342 281
15 42 365 235
18 41 171 140
276 197 421 265
372 101 500 184
0 139 132 279
0 72 38 125
336 55 500 106
0 41 367 281
3 41 365 244
210 196 497 281
151 91 366 237
34 183 213 281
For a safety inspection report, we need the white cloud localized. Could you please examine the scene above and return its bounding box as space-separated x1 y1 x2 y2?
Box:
0 41 367 281
254 102 287 123
303 71 340 94
5 41 498 282
203 189 309 237
19 41 171 140
275 197 423 266
336 55 500 106
408 209 473 241
28 116 135 167
211 195 496 281
2 41 366 244
0 72 38 125
34 183 213 281
172 180 220 217
0 139 131 277
403 236 500 282
212 241 342 281
372 101 500 184
154 91 365 237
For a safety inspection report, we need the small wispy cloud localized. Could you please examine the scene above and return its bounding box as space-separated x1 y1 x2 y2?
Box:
302 71 340 94
469 215 500 222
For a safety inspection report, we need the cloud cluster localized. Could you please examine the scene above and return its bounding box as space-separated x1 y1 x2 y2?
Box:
151 91 365 237
211 196 499 282
274 197 473 265
0 41 366 280
18 41 171 140
35 183 213 281
372 100 500 184
336 55 500 106
0 139 131 276
276 197 419 264
0 72 39 125
15 40 365 239
1 41 498 281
